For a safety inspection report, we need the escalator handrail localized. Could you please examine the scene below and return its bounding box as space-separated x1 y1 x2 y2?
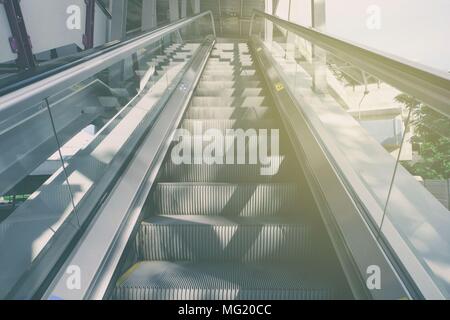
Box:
249 10 450 118
0 10 215 114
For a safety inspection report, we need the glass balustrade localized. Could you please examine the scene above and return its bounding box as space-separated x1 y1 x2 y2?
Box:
250 13 450 297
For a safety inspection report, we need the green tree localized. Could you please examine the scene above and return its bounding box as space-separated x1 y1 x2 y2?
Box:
396 94 450 179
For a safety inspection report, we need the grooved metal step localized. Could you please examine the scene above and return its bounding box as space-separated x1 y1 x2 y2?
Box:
202 69 257 77
153 183 301 216
204 65 254 71
159 156 292 182
184 106 273 120
180 119 280 132
137 215 312 261
200 74 259 81
197 81 262 89
168 133 289 157
113 41 351 301
113 262 339 300
194 88 264 97
191 96 271 107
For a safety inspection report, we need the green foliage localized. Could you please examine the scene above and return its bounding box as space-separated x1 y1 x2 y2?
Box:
396 94 450 179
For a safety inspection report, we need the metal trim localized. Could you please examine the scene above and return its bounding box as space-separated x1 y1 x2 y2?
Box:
83 0 96 50
2 0 36 70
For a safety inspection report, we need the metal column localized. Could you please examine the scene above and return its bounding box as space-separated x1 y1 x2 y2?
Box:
2 0 36 70
108 0 128 86
311 0 326 31
109 0 127 41
180 0 187 18
142 0 157 31
83 0 96 49
190 0 200 14
264 0 273 43
169 0 179 22
311 0 327 92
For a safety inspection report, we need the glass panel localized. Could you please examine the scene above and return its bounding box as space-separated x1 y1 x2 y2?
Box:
47 20 210 223
0 100 75 224
251 13 450 294
0 14 214 297
382 99 450 294
252 17 410 226
0 99 76 297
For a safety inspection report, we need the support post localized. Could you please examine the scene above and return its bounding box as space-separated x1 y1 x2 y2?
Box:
264 0 273 43
142 0 157 31
169 0 179 22
108 0 128 86
109 0 127 41
190 0 200 14
180 0 187 18
3 0 36 70
83 0 96 49
311 0 327 92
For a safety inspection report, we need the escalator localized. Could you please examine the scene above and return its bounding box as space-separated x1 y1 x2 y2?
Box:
111 41 352 300
2 10 449 301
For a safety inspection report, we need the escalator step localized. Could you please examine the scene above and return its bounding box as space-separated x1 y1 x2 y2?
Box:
194 88 264 97
159 156 292 182
191 96 270 107
111 41 352 301
153 183 301 216
200 74 260 81
185 106 273 120
168 133 289 157
197 80 262 89
201 69 257 77
180 119 280 132
137 215 312 261
204 65 255 71
113 261 338 300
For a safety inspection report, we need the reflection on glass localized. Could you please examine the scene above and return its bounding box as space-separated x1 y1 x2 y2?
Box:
381 97 450 294
252 17 408 223
0 100 74 224
399 98 449 196
0 14 214 297
250 13 450 295
48 22 211 223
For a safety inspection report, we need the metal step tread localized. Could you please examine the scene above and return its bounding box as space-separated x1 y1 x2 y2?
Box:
159 157 293 182
194 88 264 97
153 183 301 216
197 80 262 88
180 119 280 131
137 215 312 261
200 75 260 81
191 96 270 107
113 261 341 300
184 106 273 120
142 214 307 226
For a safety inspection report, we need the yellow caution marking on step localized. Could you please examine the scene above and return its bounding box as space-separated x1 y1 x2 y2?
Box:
116 262 142 286
275 82 284 92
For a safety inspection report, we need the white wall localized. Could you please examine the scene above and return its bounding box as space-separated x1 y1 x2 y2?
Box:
325 0 450 73
0 0 109 63
20 0 86 54
289 0 312 27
